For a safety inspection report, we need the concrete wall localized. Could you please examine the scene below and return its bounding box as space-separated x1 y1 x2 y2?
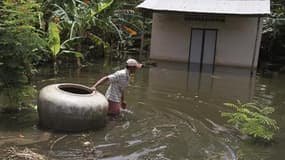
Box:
150 13 263 68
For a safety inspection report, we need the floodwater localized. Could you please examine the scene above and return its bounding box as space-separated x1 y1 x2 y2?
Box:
1 60 285 160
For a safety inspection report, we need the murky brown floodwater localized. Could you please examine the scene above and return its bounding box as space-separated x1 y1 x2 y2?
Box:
1 60 285 160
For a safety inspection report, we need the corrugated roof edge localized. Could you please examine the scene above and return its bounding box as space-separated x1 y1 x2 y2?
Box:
136 7 271 16
136 0 271 16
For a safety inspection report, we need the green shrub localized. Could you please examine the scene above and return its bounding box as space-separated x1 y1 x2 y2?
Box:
0 0 45 112
221 100 279 141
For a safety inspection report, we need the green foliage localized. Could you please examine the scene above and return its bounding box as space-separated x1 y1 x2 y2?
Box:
109 0 152 58
261 0 285 62
42 0 118 67
46 21 83 73
88 32 110 50
97 0 114 14
1 86 36 112
221 100 279 141
0 0 45 112
47 0 114 46
44 0 150 60
48 22 61 57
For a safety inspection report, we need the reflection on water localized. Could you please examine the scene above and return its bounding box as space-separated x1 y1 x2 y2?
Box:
150 62 255 101
1 60 285 160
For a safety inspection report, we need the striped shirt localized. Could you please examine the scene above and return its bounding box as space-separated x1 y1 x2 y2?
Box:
105 68 130 102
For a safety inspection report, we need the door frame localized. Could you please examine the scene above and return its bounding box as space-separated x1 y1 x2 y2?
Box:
188 28 218 73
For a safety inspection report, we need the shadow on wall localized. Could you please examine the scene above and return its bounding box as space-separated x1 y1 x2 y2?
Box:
148 61 255 101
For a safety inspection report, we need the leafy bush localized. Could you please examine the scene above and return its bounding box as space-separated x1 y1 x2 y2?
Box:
221 100 279 141
260 0 285 64
0 0 46 112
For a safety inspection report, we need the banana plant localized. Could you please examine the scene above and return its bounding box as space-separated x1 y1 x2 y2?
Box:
44 0 150 60
48 21 83 74
47 0 118 63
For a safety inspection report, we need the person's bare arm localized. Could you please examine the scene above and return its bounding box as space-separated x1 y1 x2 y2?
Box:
90 76 109 91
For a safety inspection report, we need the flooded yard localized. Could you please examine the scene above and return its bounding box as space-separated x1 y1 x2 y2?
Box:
1 61 285 160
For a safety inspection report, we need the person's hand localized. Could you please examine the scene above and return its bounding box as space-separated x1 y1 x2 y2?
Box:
121 101 127 109
90 86 96 92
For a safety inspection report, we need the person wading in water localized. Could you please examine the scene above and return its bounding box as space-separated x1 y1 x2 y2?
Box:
91 58 142 116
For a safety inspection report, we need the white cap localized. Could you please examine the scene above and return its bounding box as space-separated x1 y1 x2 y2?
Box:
126 58 142 68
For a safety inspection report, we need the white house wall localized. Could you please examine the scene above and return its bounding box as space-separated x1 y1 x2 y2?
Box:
150 13 263 67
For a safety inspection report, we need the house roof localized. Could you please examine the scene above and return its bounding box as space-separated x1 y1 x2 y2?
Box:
137 0 270 15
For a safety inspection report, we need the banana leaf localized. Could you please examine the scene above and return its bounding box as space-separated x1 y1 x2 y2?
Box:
48 22 60 57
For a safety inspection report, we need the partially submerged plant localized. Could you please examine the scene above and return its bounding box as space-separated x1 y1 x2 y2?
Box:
47 21 83 74
221 100 279 142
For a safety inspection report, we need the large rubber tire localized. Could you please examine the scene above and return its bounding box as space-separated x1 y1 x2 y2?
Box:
37 83 108 132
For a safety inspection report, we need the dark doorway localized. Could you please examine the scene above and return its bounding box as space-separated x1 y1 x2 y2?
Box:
188 29 217 73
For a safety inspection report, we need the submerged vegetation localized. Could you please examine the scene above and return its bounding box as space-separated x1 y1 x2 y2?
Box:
221 101 279 142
